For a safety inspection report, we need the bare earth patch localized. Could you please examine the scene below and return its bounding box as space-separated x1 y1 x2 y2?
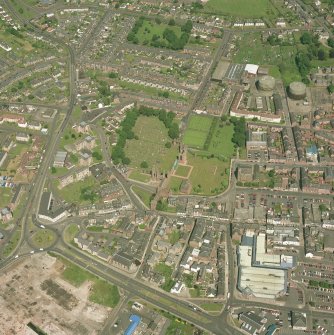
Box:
0 254 109 335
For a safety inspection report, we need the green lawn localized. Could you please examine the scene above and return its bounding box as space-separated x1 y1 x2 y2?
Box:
175 165 191 177
2 230 21 257
132 186 154 208
187 114 213 132
55 176 98 204
183 114 213 149
31 229 56 248
200 303 224 312
61 259 95 287
89 279 120 308
188 154 229 195
128 170 151 183
64 223 79 243
0 188 12 208
169 176 184 192
183 129 208 149
208 123 235 158
136 19 182 44
125 116 178 171
57 255 120 307
204 0 270 17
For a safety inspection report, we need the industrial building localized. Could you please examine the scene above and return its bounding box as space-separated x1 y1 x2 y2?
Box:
288 81 306 100
124 314 141 335
237 232 288 299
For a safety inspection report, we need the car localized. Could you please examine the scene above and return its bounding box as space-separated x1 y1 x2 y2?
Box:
39 248 44 251
30 251 35 254
14 255 18 259
40 225 45 229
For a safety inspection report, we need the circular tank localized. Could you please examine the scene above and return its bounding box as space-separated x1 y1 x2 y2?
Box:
257 75 276 91
288 81 306 100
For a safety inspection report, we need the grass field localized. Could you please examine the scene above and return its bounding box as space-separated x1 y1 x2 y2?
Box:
169 176 184 192
55 176 98 204
0 188 12 208
200 303 224 312
183 115 213 149
58 255 120 307
208 123 235 158
188 154 229 195
136 19 182 45
128 170 151 183
125 116 178 171
204 0 270 17
31 229 56 248
2 230 21 257
64 224 80 243
89 279 120 308
132 185 154 208
175 165 191 177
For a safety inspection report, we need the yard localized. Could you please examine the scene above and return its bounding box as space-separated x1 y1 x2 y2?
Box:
125 116 178 171
203 0 270 17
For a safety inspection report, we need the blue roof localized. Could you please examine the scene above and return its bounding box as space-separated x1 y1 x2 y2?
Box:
266 324 277 335
306 144 317 155
124 314 141 335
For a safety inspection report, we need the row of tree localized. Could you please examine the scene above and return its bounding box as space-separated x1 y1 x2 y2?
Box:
230 116 246 148
111 106 179 165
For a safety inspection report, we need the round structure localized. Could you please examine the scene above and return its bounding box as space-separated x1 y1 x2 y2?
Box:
288 81 306 100
257 75 276 91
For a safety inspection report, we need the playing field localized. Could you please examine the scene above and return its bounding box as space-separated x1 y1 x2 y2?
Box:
125 116 178 171
183 115 213 149
208 123 235 158
204 0 270 17
188 154 229 195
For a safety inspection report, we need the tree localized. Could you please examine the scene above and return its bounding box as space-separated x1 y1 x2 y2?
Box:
328 38 334 48
168 123 179 139
140 161 148 169
300 32 312 44
165 142 172 148
168 19 176 26
51 167 57 174
328 84 334 94
92 151 103 160
330 48 334 58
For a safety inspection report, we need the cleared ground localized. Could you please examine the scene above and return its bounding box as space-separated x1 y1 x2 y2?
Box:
0 253 111 335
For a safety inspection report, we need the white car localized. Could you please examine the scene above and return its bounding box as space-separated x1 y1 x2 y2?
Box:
39 248 44 251
14 255 18 259
40 225 45 229
30 250 35 254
